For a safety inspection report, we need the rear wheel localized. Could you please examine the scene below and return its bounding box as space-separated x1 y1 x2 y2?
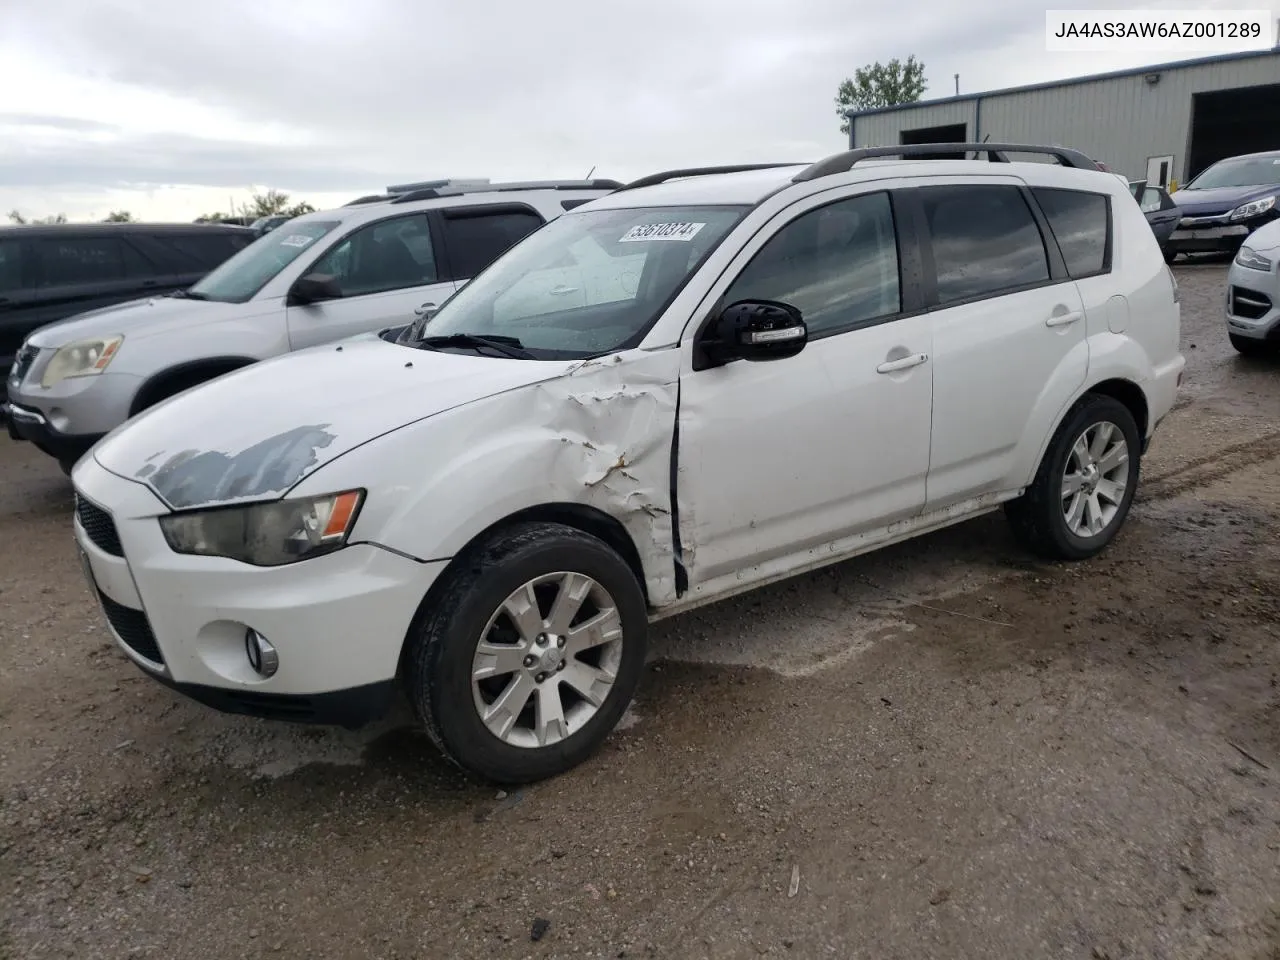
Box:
1229 333 1276 358
405 522 648 784
1005 395 1141 561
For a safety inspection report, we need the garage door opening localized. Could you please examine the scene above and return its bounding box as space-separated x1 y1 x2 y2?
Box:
900 123 968 159
1187 82 1280 180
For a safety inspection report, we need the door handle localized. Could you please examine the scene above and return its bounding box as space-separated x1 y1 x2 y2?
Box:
1046 310 1083 327
549 285 579 296
876 352 929 374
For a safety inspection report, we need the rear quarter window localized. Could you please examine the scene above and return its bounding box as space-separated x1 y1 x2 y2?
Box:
1031 187 1112 279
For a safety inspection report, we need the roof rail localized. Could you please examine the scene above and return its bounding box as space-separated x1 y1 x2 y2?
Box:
617 164 805 192
792 143 1102 182
387 178 625 204
385 178 491 194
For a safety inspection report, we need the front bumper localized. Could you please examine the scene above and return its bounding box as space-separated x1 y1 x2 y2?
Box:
1225 263 1280 342
70 454 447 726
1168 212 1278 255
3 400 103 466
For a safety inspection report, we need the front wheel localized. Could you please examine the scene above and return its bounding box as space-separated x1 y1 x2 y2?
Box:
405 522 648 784
1005 395 1141 561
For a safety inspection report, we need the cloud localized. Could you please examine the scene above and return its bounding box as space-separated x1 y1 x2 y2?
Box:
0 0 1267 219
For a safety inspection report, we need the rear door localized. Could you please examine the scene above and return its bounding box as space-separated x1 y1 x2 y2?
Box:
284 211 456 349
0 235 37 378
915 178 1090 510
29 234 164 326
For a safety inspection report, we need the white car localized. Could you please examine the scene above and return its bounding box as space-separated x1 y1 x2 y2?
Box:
4 178 621 473
69 144 1185 784
1225 217 1280 356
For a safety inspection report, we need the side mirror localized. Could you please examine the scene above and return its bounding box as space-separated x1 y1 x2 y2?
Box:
699 299 807 368
291 273 342 305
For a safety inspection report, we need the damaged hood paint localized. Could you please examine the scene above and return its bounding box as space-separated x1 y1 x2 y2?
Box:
91 339 580 510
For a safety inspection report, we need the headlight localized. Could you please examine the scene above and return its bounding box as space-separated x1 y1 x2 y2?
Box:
41 336 124 388
159 490 364 566
1229 195 1275 222
1234 245 1274 272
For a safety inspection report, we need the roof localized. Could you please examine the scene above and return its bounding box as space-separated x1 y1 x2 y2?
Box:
586 165 809 209
844 48 1280 119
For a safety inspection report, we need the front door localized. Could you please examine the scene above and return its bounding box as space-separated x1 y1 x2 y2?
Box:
285 212 456 350
677 187 934 586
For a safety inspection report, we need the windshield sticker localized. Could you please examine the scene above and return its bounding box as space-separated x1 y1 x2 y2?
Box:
279 234 316 248
619 222 706 243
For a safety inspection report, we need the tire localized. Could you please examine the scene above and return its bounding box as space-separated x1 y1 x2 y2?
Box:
1229 333 1275 358
405 521 648 784
1162 247 1178 264
58 458 75 477
1005 394 1142 562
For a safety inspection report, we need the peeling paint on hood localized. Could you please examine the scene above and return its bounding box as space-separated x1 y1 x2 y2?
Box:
133 424 339 510
90 338 581 510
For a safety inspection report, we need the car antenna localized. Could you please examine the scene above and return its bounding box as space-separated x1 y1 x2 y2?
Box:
584 165 596 179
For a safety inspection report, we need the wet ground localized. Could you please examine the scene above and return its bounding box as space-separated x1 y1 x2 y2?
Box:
2 262 1279 960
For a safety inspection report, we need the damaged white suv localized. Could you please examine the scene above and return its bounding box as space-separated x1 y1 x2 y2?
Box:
70 144 1184 783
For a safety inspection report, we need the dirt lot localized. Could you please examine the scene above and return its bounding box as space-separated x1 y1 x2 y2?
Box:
2 262 1279 960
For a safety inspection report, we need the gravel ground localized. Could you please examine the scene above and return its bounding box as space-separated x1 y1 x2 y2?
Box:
2 262 1279 960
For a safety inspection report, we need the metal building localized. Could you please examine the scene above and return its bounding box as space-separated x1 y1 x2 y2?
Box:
844 49 1280 190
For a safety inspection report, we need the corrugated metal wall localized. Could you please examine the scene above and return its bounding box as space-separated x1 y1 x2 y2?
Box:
850 52 1280 184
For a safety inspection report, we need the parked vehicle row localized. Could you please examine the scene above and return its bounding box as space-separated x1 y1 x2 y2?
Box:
65 143 1185 784
4 178 621 472
0 222 255 387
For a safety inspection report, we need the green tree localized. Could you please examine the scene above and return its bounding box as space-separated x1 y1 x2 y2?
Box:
249 190 314 219
835 55 927 135
7 210 68 224
102 210 136 222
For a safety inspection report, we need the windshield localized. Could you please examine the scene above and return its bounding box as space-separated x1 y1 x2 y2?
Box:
1184 156 1280 190
188 219 341 302
415 205 746 359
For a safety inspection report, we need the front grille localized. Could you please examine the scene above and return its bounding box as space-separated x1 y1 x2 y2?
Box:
1230 286 1273 321
10 345 39 384
98 590 165 666
75 496 123 556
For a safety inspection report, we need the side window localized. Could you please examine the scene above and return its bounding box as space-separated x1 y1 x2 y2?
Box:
0 239 24 294
722 191 901 336
309 214 438 298
119 240 159 278
920 185 1050 305
34 238 128 287
1139 188 1164 213
441 208 545 280
1032 187 1111 279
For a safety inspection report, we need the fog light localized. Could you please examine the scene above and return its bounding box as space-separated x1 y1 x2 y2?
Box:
245 628 279 678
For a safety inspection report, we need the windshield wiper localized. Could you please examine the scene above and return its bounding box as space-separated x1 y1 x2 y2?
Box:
416 333 535 360
172 289 210 300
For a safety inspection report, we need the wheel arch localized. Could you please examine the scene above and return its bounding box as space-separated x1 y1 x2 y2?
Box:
129 356 259 416
394 502 650 680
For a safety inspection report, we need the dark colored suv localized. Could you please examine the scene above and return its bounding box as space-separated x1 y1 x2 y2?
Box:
0 222 255 386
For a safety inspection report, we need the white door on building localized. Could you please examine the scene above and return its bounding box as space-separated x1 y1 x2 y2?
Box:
1146 155 1174 188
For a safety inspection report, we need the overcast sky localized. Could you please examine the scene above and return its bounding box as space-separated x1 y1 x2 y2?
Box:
0 0 1275 221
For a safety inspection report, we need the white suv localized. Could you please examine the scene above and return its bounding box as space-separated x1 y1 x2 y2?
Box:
68 144 1185 784
4 178 620 473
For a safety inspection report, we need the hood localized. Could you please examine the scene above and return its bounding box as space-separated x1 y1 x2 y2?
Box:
26 295 258 348
1170 184 1277 216
91 338 578 510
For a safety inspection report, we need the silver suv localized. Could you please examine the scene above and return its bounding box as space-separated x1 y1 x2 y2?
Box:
4 178 621 472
